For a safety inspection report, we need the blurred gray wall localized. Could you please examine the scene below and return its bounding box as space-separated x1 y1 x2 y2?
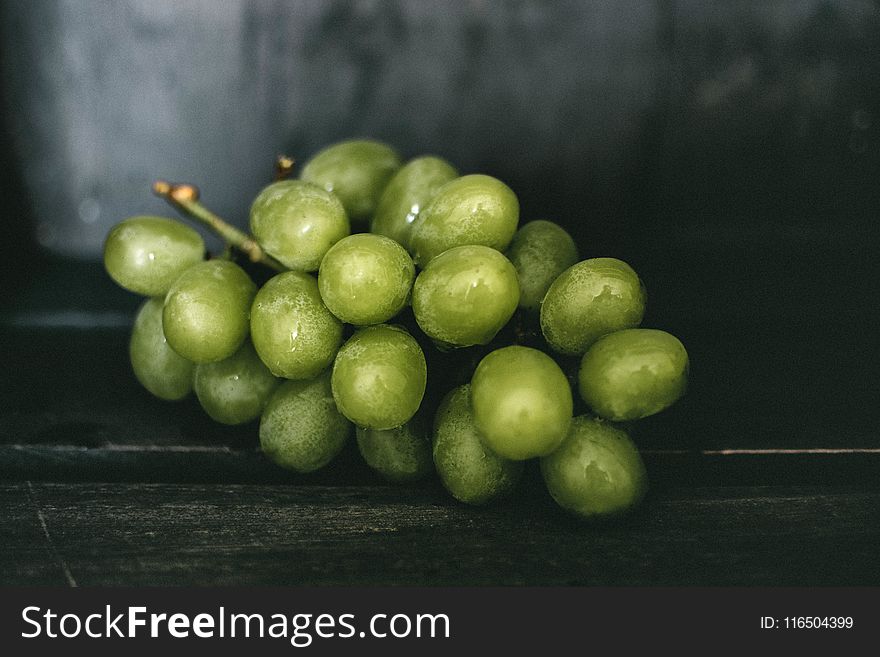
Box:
1 0 878 259
0 0 659 257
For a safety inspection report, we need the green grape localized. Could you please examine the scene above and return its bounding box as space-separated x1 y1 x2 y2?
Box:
432 385 523 505
409 174 519 266
540 415 648 519
249 180 349 272
318 233 415 326
371 156 459 249
579 328 688 421
331 325 427 430
129 297 194 400
411 245 519 347
356 413 433 483
470 346 573 460
505 220 578 312
300 139 402 223
193 340 280 425
540 258 646 355
104 216 205 296
162 259 256 364
250 271 343 379
259 372 352 473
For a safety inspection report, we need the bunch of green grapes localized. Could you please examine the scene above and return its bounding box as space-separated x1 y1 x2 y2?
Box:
104 138 689 519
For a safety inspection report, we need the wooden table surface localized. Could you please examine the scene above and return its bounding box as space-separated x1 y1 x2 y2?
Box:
3 481 878 586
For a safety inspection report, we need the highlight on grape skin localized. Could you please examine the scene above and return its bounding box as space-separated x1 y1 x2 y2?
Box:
103 137 690 520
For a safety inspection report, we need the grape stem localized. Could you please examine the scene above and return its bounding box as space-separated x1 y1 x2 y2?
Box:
153 181 286 272
275 155 295 181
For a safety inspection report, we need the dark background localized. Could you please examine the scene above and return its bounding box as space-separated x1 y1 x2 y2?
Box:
2 0 878 454
0 1 879 586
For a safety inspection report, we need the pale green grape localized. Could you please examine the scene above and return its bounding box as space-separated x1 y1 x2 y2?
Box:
331 324 427 430
250 271 344 379
300 139 402 223
505 220 578 312
129 297 194 400
411 245 519 347
432 385 523 505
318 233 415 325
249 180 349 272
409 174 519 266
356 413 433 483
579 328 688 421
540 416 648 519
193 340 280 425
371 156 458 249
471 346 572 460
259 372 352 473
162 259 256 364
540 257 646 355
104 216 204 296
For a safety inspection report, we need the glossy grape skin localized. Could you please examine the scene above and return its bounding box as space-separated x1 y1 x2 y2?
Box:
331 325 427 430
300 139 402 223
541 415 648 519
259 372 352 473
470 346 572 460
249 180 349 272
540 258 646 356
250 271 343 380
505 220 578 312
409 174 520 266
411 245 519 347
579 328 688 422
129 297 194 400
356 414 432 483
193 340 280 425
318 233 415 326
371 156 459 250
432 385 523 505
104 216 205 296
162 260 256 364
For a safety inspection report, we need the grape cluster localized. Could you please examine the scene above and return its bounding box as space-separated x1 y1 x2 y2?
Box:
104 139 689 520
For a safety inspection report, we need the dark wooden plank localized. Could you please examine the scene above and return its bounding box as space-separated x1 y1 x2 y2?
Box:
2 482 878 586
0 482 73 585
4 442 880 488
